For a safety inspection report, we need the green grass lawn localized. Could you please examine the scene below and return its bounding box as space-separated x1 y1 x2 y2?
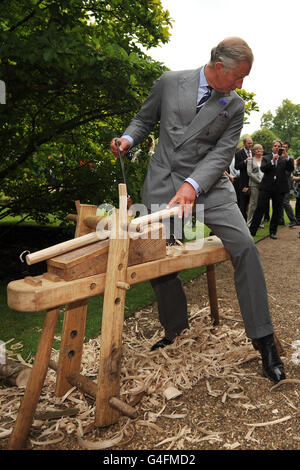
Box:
0 212 290 360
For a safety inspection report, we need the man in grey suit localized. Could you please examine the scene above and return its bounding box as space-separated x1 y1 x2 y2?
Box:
110 37 285 383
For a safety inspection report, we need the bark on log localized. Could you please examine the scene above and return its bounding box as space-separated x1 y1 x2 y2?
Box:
66 214 78 222
35 408 79 420
0 359 31 388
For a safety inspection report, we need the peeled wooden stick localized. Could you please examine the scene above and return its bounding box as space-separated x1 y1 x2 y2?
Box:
129 206 179 231
25 231 109 265
25 206 178 265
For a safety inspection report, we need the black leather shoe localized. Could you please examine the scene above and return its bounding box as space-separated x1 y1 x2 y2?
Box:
270 233 277 239
151 337 173 351
252 334 285 383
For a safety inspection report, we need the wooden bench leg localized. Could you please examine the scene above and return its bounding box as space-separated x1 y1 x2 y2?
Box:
55 299 87 396
8 308 60 450
206 264 219 326
53 202 95 396
95 186 130 427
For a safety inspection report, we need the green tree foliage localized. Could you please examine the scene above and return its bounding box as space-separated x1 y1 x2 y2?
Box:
251 128 278 154
236 89 259 124
260 99 300 152
0 0 171 220
0 0 171 179
0 1 261 224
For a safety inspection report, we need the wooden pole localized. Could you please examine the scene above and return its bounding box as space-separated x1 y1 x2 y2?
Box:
95 184 130 427
206 264 219 326
55 204 96 396
55 299 87 396
26 232 101 265
50 360 138 418
8 308 60 450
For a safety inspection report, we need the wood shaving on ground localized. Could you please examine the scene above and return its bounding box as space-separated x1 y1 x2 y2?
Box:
0 303 297 450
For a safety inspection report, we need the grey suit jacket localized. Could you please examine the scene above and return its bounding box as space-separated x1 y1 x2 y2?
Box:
124 68 245 210
247 158 263 187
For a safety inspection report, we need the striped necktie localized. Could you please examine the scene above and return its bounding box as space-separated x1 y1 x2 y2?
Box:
196 86 212 113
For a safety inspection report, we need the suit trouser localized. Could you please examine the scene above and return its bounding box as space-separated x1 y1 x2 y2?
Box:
250 190 284 236
238 190 250 220
150 201 274 340
279 191 297 223
233 179 240 207
296 197 300 223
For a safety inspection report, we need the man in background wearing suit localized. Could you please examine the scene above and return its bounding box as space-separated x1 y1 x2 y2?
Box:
234 136 253 219
110 37 285 383
278 141 297 227
250 140 295 239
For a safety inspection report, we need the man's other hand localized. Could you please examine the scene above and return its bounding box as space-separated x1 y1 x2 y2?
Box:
110 137 131 158
167 182 197 218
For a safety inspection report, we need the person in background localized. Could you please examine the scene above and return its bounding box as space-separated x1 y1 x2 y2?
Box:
277 141 297 228
227 156 240 205
234 136 253 219
250 140 294 239
247 143 264 227
292 156 300 225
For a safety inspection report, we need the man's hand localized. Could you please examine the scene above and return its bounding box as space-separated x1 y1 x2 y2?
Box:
272 153 279 164
224 170 234 183
167 182 197 218
110 137 131 158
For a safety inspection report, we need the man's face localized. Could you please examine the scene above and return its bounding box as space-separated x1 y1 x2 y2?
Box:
244 138 253 150
214 61 251 93
272 141 282 154
283 144 289 153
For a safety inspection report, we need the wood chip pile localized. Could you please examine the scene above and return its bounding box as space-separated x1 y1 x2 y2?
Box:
0 303 279 450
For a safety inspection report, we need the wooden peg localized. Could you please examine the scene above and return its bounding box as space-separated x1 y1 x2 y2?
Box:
116 281 130 290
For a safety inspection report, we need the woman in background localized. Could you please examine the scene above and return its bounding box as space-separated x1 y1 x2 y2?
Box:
247 143 264 227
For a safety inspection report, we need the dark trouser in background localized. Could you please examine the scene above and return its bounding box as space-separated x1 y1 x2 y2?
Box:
238 190 250 220
278 191 297 224
233 178 240 207
150 202 274 341
250 190 284 236
296 197 300 223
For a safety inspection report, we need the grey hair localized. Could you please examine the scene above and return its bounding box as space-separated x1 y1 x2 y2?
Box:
209 37 254 70
253 143 263 152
